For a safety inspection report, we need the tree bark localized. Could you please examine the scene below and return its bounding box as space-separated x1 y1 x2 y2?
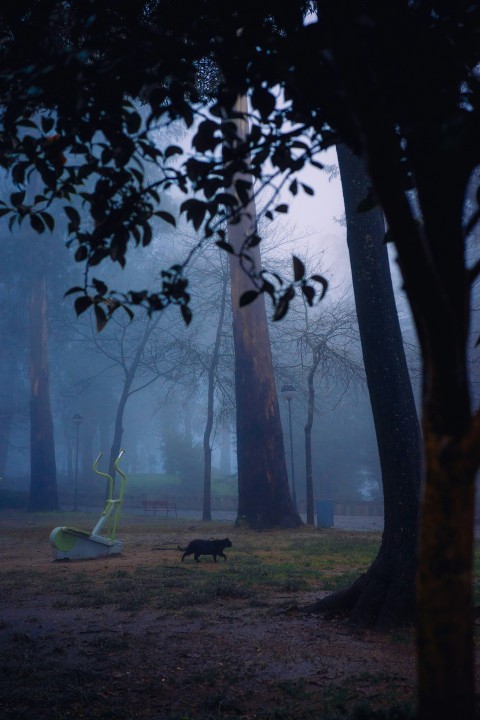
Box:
203 270 228 521
319 7 480 711
28 272 59 511
304 347 320 525
226 95 302 530
306 145 422 629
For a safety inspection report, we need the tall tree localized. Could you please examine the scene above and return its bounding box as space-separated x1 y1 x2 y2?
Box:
306 144 422 627
226 96 301 529
316 7 480 716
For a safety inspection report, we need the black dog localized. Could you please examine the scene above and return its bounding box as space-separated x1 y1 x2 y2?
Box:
178 537 232 562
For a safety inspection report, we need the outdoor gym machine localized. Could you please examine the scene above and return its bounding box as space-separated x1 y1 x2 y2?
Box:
49 449 127 560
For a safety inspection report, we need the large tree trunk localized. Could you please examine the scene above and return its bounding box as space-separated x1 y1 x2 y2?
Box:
226 95 301 530
398 149 476 720
28 272 58 511
306 145 422 629
322 9 479 711
203 270 228 521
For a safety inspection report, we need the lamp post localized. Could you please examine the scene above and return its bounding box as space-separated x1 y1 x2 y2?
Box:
281 384 298 511
72 413 83 511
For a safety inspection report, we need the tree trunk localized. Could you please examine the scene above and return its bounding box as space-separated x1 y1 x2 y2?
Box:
219 423 232 476
304 346 320 525
0 356 17 477
395 148 475 720
226 95 302 530
348 81 476 719
28 272 58 511
107 315 160 489
306 145 422 628
203 271 229 521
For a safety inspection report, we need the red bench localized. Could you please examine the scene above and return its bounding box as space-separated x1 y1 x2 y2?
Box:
141 499 177 517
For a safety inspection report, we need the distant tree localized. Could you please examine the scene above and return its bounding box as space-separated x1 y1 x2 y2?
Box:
202 265 229 521
298 290 362 524
28 266 58 511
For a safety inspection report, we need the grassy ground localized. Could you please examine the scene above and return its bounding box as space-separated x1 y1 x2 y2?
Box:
1 511 477 719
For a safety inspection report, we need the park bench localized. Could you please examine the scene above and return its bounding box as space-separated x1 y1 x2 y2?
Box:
141 499 177 517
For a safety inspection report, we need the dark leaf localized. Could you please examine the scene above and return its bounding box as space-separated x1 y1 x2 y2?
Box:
311 274 329 300
11 191 25 207
65 206 81 228
239 290 259 307
246 234 261 248
275 204 289 214
273 296 290 322
181 304 192 325
64 286 84 297
216 239 234 253
39 212 54 232
74 295 93 316
293 255 305 282
75 245 89 262
289 179 298 196
142 223 152 247
301 284 315 306
94 304 107 332
165 145 183 159
251 86 276 121
301 183 314 196
92 278 108 295
193 119 220 153
30 214 45 233
125 111 141 134
156 210 176 227
180 198 206 231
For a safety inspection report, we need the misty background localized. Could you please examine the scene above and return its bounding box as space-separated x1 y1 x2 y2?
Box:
0 141 422 513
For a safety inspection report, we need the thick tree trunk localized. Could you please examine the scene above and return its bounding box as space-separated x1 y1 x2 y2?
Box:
203 271 228 521
226 96 301 530
28 273 59 511
359 113 476 719
306 145 421 628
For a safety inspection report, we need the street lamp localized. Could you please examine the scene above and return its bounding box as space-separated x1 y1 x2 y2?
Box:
281 384 298 511
72 413 83 511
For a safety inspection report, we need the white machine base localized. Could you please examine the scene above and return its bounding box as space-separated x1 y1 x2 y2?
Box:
49 526 123 560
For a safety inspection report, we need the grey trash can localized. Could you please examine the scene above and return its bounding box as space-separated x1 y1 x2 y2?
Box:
316 499 334 528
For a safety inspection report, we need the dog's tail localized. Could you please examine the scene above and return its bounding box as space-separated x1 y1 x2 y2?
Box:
177 545 186 552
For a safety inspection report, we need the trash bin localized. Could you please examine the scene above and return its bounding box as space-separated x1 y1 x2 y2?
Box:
316 499 334 528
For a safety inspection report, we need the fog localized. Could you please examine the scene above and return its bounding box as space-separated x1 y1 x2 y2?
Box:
0 145 421 513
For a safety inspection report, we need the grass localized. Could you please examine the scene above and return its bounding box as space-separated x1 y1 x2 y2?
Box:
34 519 382 612
4 511 479 720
